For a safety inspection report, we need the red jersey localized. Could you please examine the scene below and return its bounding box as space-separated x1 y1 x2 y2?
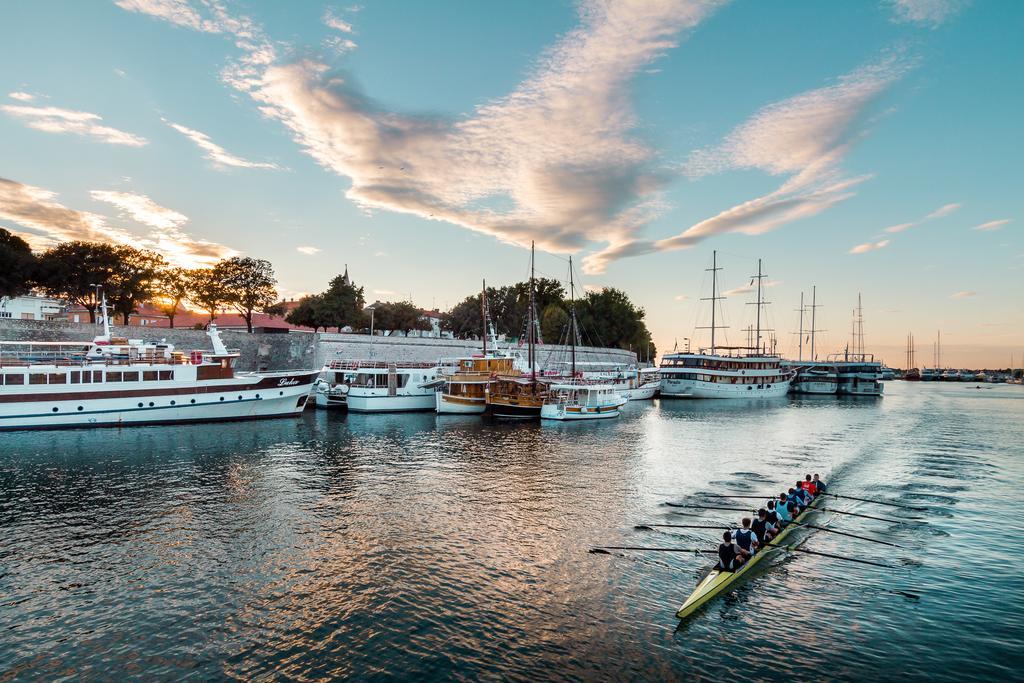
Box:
801 480 818 495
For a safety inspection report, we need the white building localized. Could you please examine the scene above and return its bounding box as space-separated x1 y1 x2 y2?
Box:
0 294 66 321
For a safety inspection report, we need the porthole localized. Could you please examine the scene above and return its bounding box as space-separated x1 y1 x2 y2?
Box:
52 407 59 412
170 400 176 405
220 396 225 401
77 406 84 411
255 394 261 399
149 402 155 407
237 395 243 400
279 391 284 396
190 398 196 404
138 402 144 408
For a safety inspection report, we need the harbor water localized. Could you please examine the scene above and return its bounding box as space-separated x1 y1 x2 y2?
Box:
1 382 1021 681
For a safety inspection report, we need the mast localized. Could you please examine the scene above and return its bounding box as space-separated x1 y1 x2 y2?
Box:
755 259 763 353
481 279 487 357
809 286 820 361
796 291 805 362
569 256 577 378
529 241 536 391
698 251 726 354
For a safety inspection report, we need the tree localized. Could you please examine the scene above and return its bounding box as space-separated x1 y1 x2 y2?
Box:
575 287 656 359
154 266 190 328
107 246 165 324
319 274 366 332
443 293 484 338
285 294 330 332
372 301 430 335
36 241 120 323
187 268 229 324
540 303 570 344
0 229 36 298
219 257 278 333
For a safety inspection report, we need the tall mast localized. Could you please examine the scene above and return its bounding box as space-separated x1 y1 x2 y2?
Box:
529 241 536 391
809 286 819 361
698 250 726 354
796 292 805 361
755 259 763 353
481 279 487 357
569 256 577 377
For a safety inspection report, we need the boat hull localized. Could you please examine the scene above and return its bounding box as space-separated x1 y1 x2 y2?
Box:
540 403 620 420
676 496 822 620
661 378 791 399
790 380 837 395
617 384 659 401
0 371 317 431
435 392 486 414
484 401 542 420
346 392 436 413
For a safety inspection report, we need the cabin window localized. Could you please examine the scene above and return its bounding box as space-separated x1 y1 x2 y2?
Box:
3 374 24 385
122 371 139 382
70 371 81 384
143 371 158 381
107 372 122 382
93 371 103 382
29 373 47 385
159 371 173 380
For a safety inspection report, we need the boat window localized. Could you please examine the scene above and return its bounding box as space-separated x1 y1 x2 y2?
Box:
123 371 139 382
107 372 122 382
29 373 47 385
143 371 158 381
159 371 173 380
70 371 81 384
3 373 25 385
93 371 103 382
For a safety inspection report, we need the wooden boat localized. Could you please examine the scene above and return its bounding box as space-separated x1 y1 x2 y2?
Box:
675 495 822 620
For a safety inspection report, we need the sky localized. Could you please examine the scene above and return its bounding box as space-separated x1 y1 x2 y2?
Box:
1 0 1021 368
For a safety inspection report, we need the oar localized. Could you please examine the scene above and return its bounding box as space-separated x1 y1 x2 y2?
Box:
635 524 728 531
590 546 716 555
790 522 904 548
666 503 752 512
668 502 915 524
820 493 928 512
781 547 893 569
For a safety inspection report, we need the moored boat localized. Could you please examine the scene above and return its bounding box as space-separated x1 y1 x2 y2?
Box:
343 360 442 413
540 383 625 421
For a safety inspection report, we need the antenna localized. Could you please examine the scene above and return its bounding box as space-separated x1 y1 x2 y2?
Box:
697 250 727 354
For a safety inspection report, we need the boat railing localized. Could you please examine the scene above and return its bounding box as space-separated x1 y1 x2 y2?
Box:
326 360 438 370
0 354 190 368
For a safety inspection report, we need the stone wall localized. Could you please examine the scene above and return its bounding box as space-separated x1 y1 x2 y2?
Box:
0 319 637 372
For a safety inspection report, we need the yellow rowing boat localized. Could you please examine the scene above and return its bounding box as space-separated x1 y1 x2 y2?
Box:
675 495 822 620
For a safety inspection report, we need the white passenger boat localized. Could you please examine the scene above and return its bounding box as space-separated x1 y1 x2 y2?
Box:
787 362 839 395
574 364 660 401
540 383 625 421
313 361 358 410
0 299 316 431
831 354 883 396
660 253 792 399
343 361 442 413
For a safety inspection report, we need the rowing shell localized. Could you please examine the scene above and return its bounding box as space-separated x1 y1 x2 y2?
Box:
675 495 823 620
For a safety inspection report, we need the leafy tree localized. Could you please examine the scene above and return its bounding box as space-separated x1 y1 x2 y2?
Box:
372 301 431 335
187 267 229 324
443 292 484 338
540 303 570 345
0 228 36 298
154 266 191 328
285 294 329 332
107 246 165 324
575 287 656 358
36 241 120 323
219 256 278 333
320 274 366 332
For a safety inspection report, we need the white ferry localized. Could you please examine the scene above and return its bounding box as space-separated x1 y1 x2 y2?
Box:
830 354 884 396
0 304 316 431
572 364 660 401
312 361 359 410
660 252 792 399
341 361 442 413
540 383 625 421
786 363 839 395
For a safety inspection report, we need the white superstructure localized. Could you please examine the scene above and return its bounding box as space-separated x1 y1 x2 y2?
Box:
341 360 442 412
540 383 625 420
0 301 316 430
786 362 838 395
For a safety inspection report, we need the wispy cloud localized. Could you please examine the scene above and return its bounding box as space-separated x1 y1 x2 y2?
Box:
122 0 723 270
723 279 782 296
673 294 689 301
888 0 966 27
972 219 1010 231
850 239 890 254
1 101 148 146
164 119 280 170
296 245 321 255
90 190 187 230
950 290 976 299
883 201 962 233
323 9 354 33
584 56 908 272
0 177 233 267
8 91 34 102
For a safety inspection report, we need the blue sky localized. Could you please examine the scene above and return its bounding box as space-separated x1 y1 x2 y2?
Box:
1 0 1020 367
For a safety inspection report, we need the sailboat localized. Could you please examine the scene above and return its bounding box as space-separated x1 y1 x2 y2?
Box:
435 280 518 414
786 286 838 395
660 253 793 399
484 242 550 419
541 257 625 421
903 333 921 381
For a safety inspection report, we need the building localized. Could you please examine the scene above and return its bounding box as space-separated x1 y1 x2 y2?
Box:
0 294 67 321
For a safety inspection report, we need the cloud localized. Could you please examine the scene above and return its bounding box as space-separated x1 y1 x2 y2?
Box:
722 279 782 296
324 36 358 55
584 57 907 272
850 239 890 254
972 219 1010 231
1 102 148 146
673 294 688 301
0 177 233 267
883 222 914 234
164 119 280 169
296 245 321 255
950 290 976 299
888 0 966 26
8 91 34 102
323 9 354 33
924 202 962 220
89 190 188 230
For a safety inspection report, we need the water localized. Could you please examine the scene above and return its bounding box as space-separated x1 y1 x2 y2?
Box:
1 382 1021 681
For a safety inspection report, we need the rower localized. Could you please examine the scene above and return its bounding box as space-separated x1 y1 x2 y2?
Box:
765 500 780 528
732 517 759 557
802 474 818 496
786 488 804 514
716 531 746 572
775 494 793 527
813 473 827 494
794 480 813 505
750 508 776 545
